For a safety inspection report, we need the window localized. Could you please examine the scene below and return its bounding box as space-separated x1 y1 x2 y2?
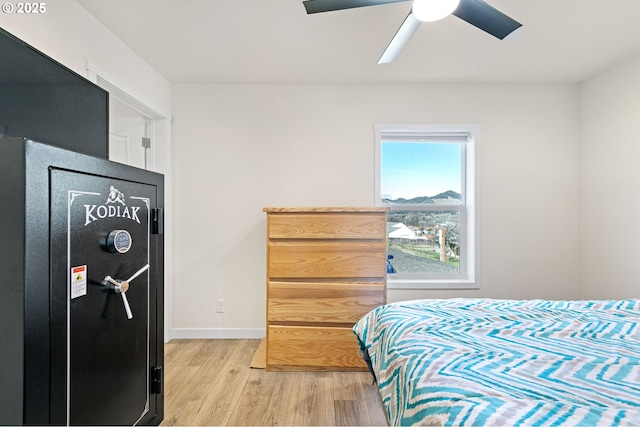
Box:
375 124 478 289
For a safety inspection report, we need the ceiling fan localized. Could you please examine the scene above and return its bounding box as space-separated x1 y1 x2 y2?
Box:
302 0 522 64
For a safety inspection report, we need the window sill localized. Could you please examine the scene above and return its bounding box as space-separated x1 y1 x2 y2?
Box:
387 278 479 290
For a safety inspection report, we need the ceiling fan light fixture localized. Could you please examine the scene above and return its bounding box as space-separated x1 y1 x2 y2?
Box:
412 0 460 22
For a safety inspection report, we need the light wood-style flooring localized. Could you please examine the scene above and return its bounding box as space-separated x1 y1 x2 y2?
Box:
161 339 388 426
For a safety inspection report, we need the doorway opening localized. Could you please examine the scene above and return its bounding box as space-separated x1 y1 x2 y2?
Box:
109 97 152 169
86 60 173 343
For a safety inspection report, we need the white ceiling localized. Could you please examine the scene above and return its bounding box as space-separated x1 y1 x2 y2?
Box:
76 0 640 84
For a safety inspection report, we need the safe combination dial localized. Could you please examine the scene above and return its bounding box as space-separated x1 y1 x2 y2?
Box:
104 263 150 320
106 229 133 254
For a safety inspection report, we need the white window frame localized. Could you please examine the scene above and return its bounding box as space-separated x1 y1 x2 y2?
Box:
375 123 479 290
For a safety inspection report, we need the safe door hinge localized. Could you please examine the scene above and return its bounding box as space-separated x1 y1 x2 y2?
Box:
142 137 151 149
151 208 164 235
151 366 163 395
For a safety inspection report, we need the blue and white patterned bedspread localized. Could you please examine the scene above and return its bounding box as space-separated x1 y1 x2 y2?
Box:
353 298 640 426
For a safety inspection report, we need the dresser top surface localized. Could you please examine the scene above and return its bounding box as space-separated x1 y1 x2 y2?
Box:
263 207 389 213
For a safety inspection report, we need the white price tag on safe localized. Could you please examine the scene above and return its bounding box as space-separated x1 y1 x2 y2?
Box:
71 265 87 299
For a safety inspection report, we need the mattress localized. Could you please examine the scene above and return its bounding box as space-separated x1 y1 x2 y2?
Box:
353 298 640 426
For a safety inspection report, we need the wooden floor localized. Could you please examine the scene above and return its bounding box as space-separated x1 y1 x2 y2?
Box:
161 339 388 426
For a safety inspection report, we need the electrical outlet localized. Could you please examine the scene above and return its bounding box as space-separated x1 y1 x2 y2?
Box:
216 299 225 313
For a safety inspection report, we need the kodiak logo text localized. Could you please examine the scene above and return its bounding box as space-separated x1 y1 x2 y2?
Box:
84 186 141 226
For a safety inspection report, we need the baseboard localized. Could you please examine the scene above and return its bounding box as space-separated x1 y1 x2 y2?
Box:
169 328 266 340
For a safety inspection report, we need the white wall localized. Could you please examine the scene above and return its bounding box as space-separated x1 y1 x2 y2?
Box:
172 83 579 337
1 0 171 114
578 52 640 299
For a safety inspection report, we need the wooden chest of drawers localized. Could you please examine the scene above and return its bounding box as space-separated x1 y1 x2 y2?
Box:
263 207 388 371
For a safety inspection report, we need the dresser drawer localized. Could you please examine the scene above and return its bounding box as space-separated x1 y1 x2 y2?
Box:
268 241 387 278
267 325 367 370
268 282 384 323
268 213 386 240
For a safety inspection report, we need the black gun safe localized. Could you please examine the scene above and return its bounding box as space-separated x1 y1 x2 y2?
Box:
0 138 164 425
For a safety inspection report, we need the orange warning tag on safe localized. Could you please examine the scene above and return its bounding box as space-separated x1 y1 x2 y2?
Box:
71 265 87 299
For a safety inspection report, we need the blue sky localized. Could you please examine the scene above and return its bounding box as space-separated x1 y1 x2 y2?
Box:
381 142 462 200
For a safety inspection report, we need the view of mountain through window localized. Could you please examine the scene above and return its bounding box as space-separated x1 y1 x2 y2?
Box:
381 142 462 202
380 141 464 277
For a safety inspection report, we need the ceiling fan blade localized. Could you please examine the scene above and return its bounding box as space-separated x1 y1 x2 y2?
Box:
452 0 522 39
378 12 421 64
303 0 408 14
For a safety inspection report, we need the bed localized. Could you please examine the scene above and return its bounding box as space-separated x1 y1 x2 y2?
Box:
353 298 640 426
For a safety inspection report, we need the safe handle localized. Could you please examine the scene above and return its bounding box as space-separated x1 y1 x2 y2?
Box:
104 263 150 320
